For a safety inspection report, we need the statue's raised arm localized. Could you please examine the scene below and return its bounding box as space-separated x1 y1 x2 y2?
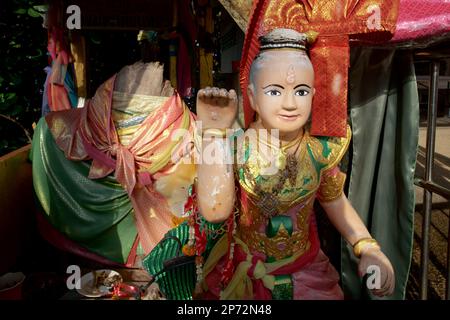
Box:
195 87 238 223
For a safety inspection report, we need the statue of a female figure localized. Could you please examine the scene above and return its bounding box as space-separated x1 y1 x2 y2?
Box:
194 28 395 299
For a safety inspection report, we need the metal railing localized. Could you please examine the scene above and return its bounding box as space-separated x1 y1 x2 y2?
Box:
414 58 450 300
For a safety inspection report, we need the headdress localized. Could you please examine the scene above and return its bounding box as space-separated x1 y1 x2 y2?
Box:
258 28 308 51
240 0 399 137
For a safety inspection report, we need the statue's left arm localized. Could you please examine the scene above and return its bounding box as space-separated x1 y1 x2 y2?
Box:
312 125 395 297
319 173 395 297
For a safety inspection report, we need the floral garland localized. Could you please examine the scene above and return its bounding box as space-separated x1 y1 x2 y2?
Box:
181 182 238 297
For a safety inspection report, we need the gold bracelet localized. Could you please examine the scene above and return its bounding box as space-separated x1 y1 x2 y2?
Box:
202 128 228 138
353 238 380 258
193 131 202 153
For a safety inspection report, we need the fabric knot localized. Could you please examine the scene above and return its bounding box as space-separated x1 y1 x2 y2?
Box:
245 255 274 291
109 144 119 156
247 255 262 278
252 260 267 280
138 171 154 187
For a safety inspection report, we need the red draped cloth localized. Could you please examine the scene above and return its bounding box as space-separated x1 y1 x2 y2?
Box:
240 0 399 137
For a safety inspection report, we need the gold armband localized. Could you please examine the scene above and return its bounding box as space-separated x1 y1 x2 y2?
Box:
353 238 380 258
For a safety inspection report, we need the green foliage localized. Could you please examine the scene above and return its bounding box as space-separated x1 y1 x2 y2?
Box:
0 0 47 156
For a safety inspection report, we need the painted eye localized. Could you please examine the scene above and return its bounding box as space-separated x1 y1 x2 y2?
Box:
295 89 309 96
265 90 281 96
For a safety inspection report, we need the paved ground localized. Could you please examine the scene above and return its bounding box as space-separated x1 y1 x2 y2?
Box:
406 117 450 300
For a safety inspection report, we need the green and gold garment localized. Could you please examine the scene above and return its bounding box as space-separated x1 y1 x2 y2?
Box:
235 124 352 261
197 125 351 300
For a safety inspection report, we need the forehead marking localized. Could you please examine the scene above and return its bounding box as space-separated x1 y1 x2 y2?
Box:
286 65 296 84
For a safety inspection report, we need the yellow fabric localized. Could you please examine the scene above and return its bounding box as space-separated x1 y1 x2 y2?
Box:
70 32 87 98
116 125 141 136
112 93 168 119
202 233 228 278
202 235 304 300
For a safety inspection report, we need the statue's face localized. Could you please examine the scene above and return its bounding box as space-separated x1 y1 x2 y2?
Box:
248 50 314 136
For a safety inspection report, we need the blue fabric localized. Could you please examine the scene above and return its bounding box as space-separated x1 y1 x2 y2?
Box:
41 66 51 117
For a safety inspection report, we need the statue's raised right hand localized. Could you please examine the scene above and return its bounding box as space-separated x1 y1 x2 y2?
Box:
196 87 238 130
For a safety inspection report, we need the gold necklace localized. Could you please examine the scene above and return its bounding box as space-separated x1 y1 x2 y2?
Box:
245 129 305 218
256 129 304 170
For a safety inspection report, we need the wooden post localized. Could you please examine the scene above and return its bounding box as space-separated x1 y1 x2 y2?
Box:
200 4 213 88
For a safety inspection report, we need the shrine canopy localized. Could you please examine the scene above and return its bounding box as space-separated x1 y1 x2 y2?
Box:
218 0 450 137
219 0 450 47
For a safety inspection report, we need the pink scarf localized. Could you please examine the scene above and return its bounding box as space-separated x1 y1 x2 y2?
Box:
46 75 195 253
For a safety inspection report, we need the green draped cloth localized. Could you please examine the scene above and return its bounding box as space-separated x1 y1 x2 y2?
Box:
142 220 224 300
342 48 419 299
142 223 197 300
31 117 138 264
